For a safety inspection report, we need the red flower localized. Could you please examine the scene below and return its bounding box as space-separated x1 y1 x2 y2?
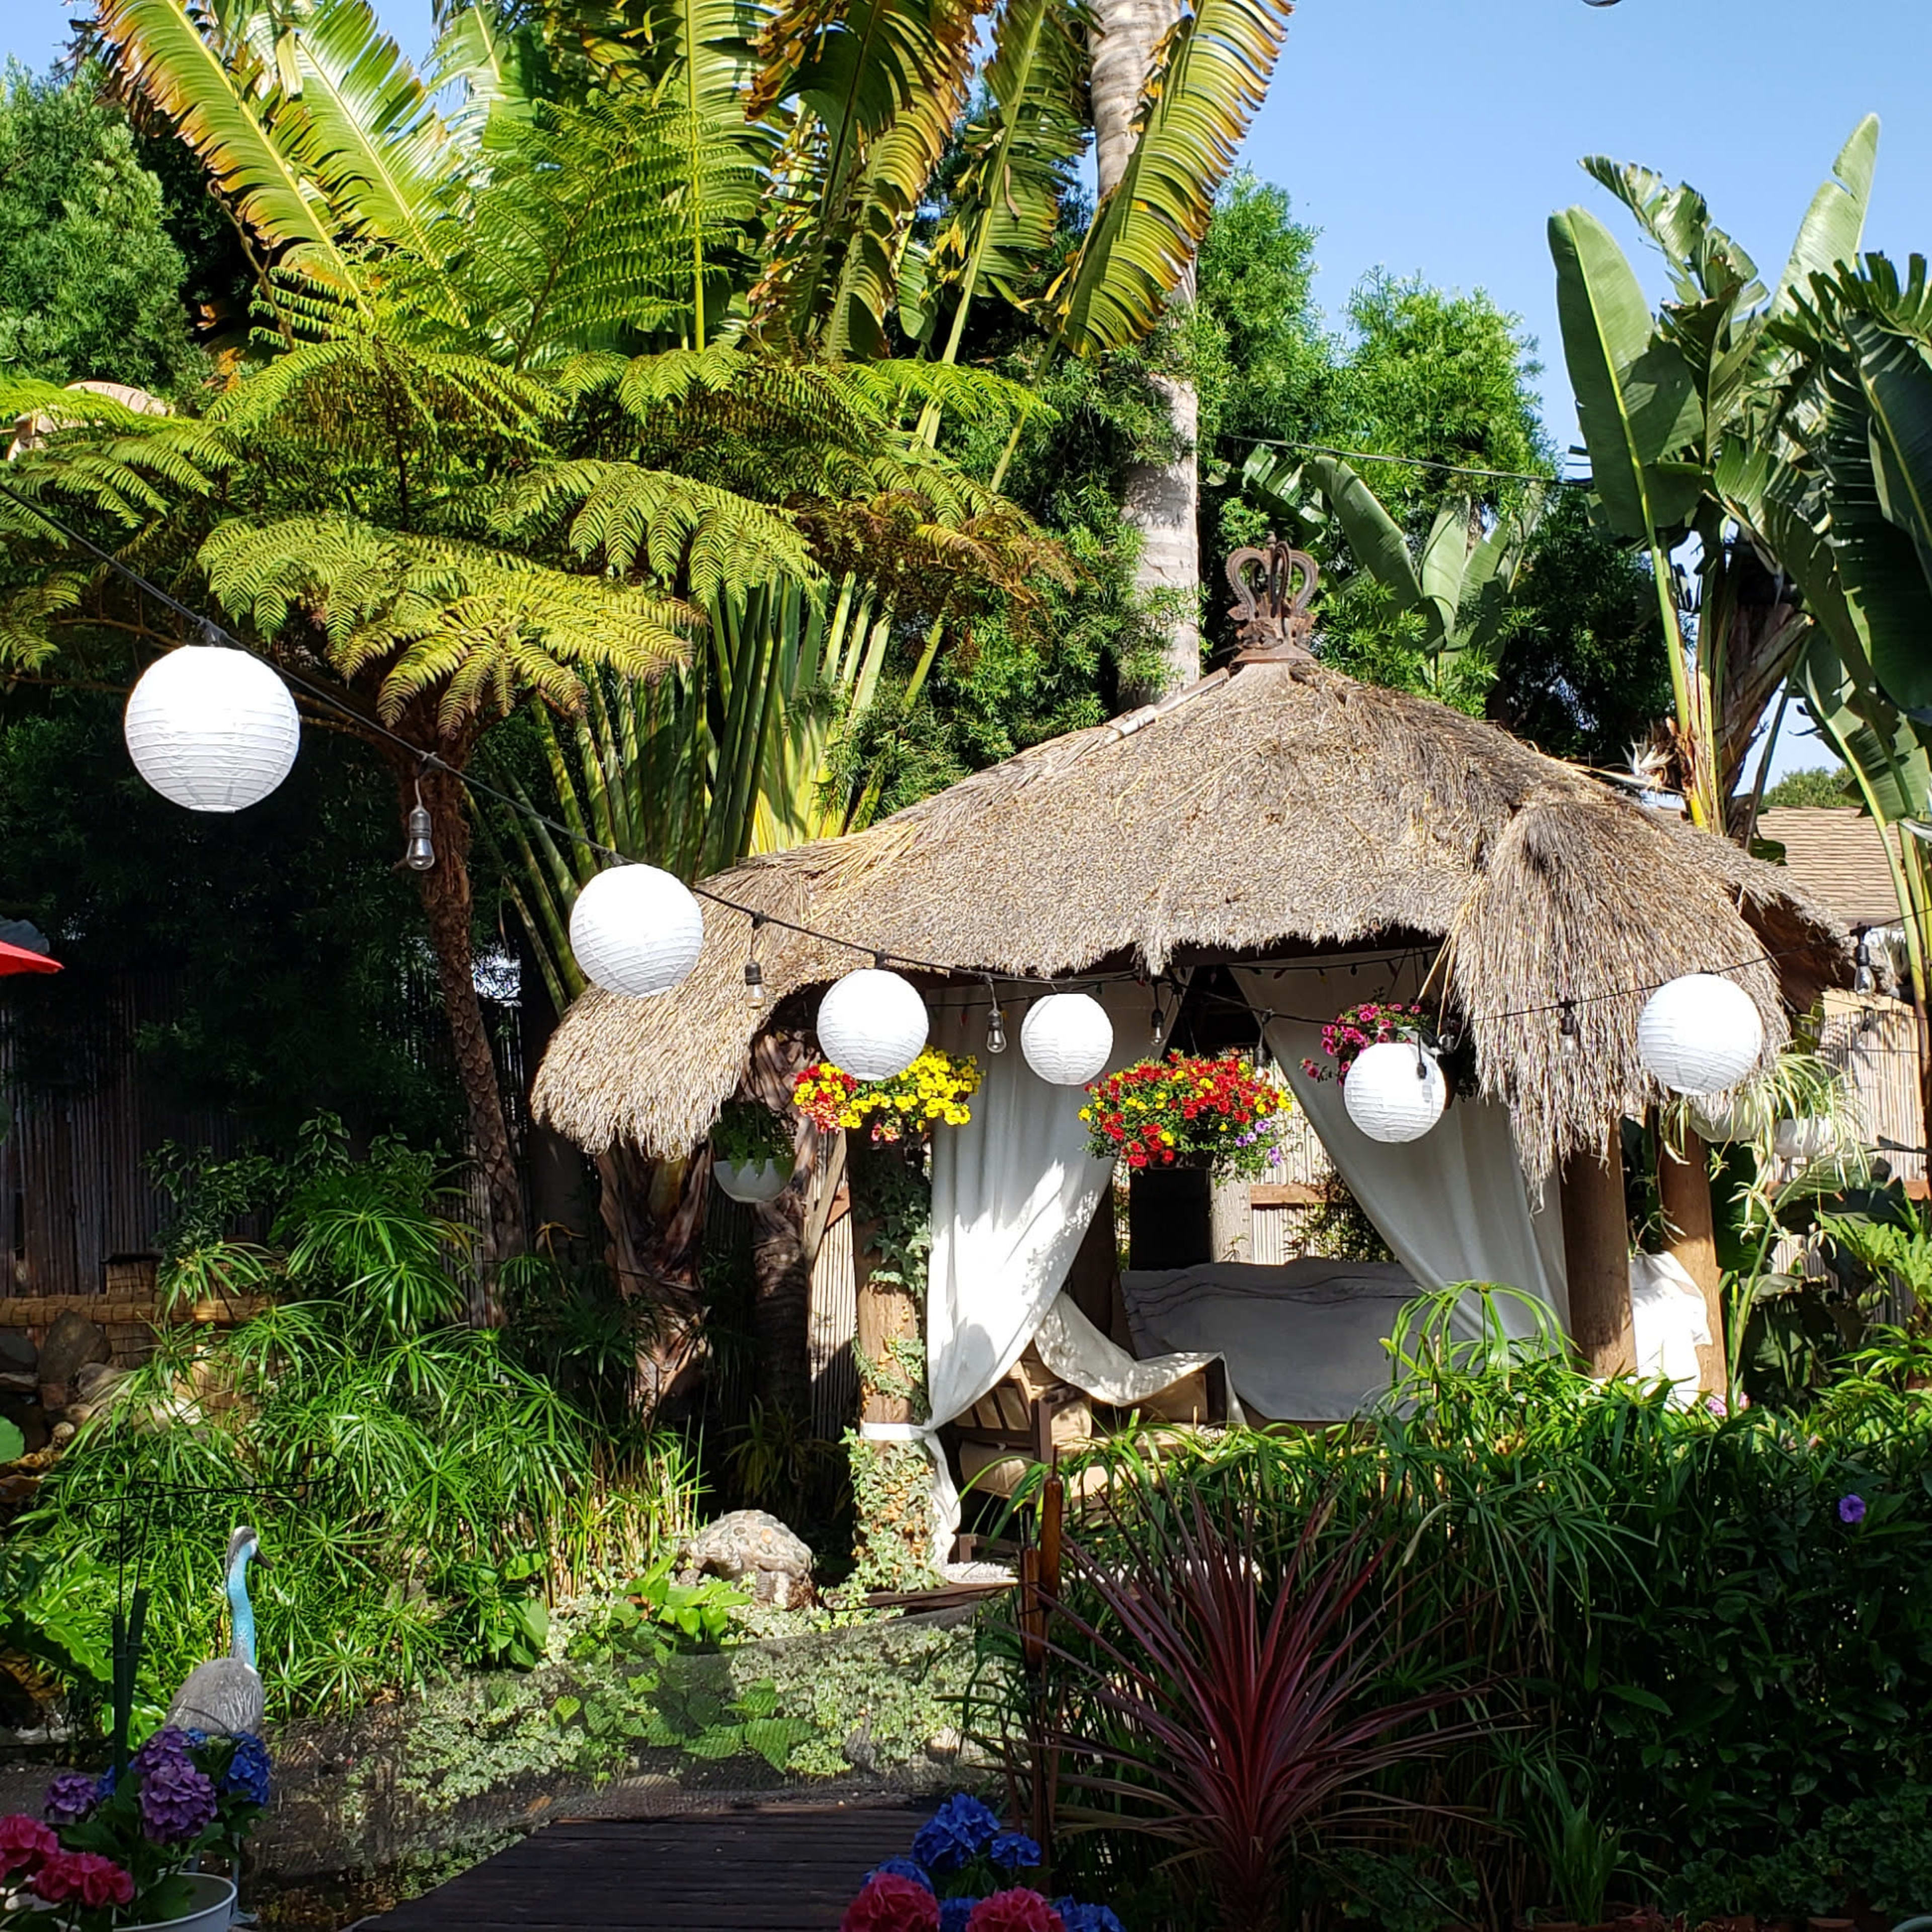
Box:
75 1854 135 1909
843 1874 940 1932
965 1890 1066 1932
0 1813 57 1875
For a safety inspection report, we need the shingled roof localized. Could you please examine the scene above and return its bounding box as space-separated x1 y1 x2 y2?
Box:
1758 808 1902 932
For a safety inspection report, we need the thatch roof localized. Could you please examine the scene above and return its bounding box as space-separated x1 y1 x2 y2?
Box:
531 661 1853 1187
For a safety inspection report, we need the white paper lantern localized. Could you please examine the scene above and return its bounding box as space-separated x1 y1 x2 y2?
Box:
1020 993 1114 1086
713 1157 791 1203
1773 1117 1838 1164
124 645 300 812
1637 974 1765 1095
1343 1040 1448 1144
817 967 928 1079
568 864 704 997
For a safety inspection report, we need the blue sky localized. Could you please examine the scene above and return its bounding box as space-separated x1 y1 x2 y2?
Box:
13 0 1927 772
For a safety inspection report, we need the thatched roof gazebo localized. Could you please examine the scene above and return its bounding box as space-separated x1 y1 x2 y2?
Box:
536 660 1847 1168
533 645 1851 1393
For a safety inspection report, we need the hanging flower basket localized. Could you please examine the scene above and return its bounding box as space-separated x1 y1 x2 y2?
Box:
1302 1001 1431 1084
1080 1052 1291 1176
792 1048 981 1145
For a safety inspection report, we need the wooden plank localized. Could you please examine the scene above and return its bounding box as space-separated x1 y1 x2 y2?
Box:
0 1294 269 1327
1248 1181 1321 1208
361 1805 933 1932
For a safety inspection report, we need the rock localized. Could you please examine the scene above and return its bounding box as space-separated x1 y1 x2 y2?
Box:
72 1362 124 1404
678 1509 814 1608
0 1331 35 1376
924 1727 963 1762
36 1312 109 1387
48 1422 74 1448
0 1371 34 1399
36 1384 67 1415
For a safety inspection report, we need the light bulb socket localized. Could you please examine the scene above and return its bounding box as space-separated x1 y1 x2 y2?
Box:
987 1008 1007 1054
403 802 436 871
1559 1000 1578 1042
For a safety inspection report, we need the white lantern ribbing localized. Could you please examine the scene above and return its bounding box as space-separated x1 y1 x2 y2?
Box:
1637 974 1764 1095
568 864 704 997
1020 993 1113 1086
1342 1040 1448 1144
713 1157 792 1203
124 645 300 812
817 967 928 1079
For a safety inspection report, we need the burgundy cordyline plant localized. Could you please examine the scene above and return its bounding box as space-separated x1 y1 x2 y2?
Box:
1037 1480 1480 1932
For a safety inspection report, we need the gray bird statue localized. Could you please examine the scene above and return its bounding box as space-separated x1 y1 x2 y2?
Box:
166 1525 269 1735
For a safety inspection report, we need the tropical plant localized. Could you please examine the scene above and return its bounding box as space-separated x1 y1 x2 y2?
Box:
1020 1469 1477 1932
8 1121 699 1725
1243 451 1545 704
1547 115 1880 832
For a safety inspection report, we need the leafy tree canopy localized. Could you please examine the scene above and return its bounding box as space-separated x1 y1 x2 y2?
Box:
1762 764 1856 811
0 63 203 396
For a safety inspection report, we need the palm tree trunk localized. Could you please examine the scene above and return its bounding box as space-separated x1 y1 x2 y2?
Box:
401 763 526 1319
1091 0 1201 693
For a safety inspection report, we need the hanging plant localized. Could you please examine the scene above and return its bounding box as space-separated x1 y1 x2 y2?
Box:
709 1098 794 1168
1302 1002 1430 1084
1080 1052 1291 1176
792 1048 982 1144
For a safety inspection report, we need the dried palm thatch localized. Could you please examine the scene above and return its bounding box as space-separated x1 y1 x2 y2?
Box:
531 661 1852 1188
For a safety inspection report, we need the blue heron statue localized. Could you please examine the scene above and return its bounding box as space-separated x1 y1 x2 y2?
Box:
166 1525 269 1736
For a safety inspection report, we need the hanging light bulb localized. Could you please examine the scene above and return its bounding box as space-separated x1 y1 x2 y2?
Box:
1855 932 1875 996
1150 1001 1166 1050
745 915 767 1010
404 778 436 871
1559 999 1579 1046
985 979 1007 1054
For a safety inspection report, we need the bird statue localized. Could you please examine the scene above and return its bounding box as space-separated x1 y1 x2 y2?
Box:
166 1525 270 1735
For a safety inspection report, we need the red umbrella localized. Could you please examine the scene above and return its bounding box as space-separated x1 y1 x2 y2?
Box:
0 938 59 976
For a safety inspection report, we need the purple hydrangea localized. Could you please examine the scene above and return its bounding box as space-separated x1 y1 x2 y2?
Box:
222 1734 272 1809
139 1759 217 1845
868 1859 934 1894
989 1834 1042 1872
1839 1493 1867 1525
43 1772 101 1826
913 1795 1001 1877
131 1728 196 1776
940 1900 983 1932
1057 1905 1124 1932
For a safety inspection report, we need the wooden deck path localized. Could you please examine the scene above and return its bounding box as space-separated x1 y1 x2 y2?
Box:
357 1803 933 1932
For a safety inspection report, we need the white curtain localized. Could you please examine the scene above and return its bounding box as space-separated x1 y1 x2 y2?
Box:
1231 959 1568 1336
1033 1291 1245 1423
888 981 1153 1562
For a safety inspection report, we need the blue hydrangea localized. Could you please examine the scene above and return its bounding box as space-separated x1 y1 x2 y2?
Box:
940 1898 983 1932
989 1834 1042 1872
94 1766 118 1803
912 1794 1002 1877
868 1859 935 1894
1057 1903 1124 1932
222 1733 272 1808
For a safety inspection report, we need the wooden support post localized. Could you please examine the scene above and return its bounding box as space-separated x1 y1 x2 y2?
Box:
1560 1130 1634 1377
850 1140 918 1427
1658 1126 1727 1392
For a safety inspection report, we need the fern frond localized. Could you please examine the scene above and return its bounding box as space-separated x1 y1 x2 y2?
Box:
0 573 87 670
494 461 819 597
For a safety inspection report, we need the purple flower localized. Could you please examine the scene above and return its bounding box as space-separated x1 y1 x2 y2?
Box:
42 1772 100 1826
132 1728 196 1776
940 1901 983 1932
913 1795 1002 1876
1839 1493 1867 1525
990 1835 1041 1873
138 1759 217 1845
869 1859 935 1894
